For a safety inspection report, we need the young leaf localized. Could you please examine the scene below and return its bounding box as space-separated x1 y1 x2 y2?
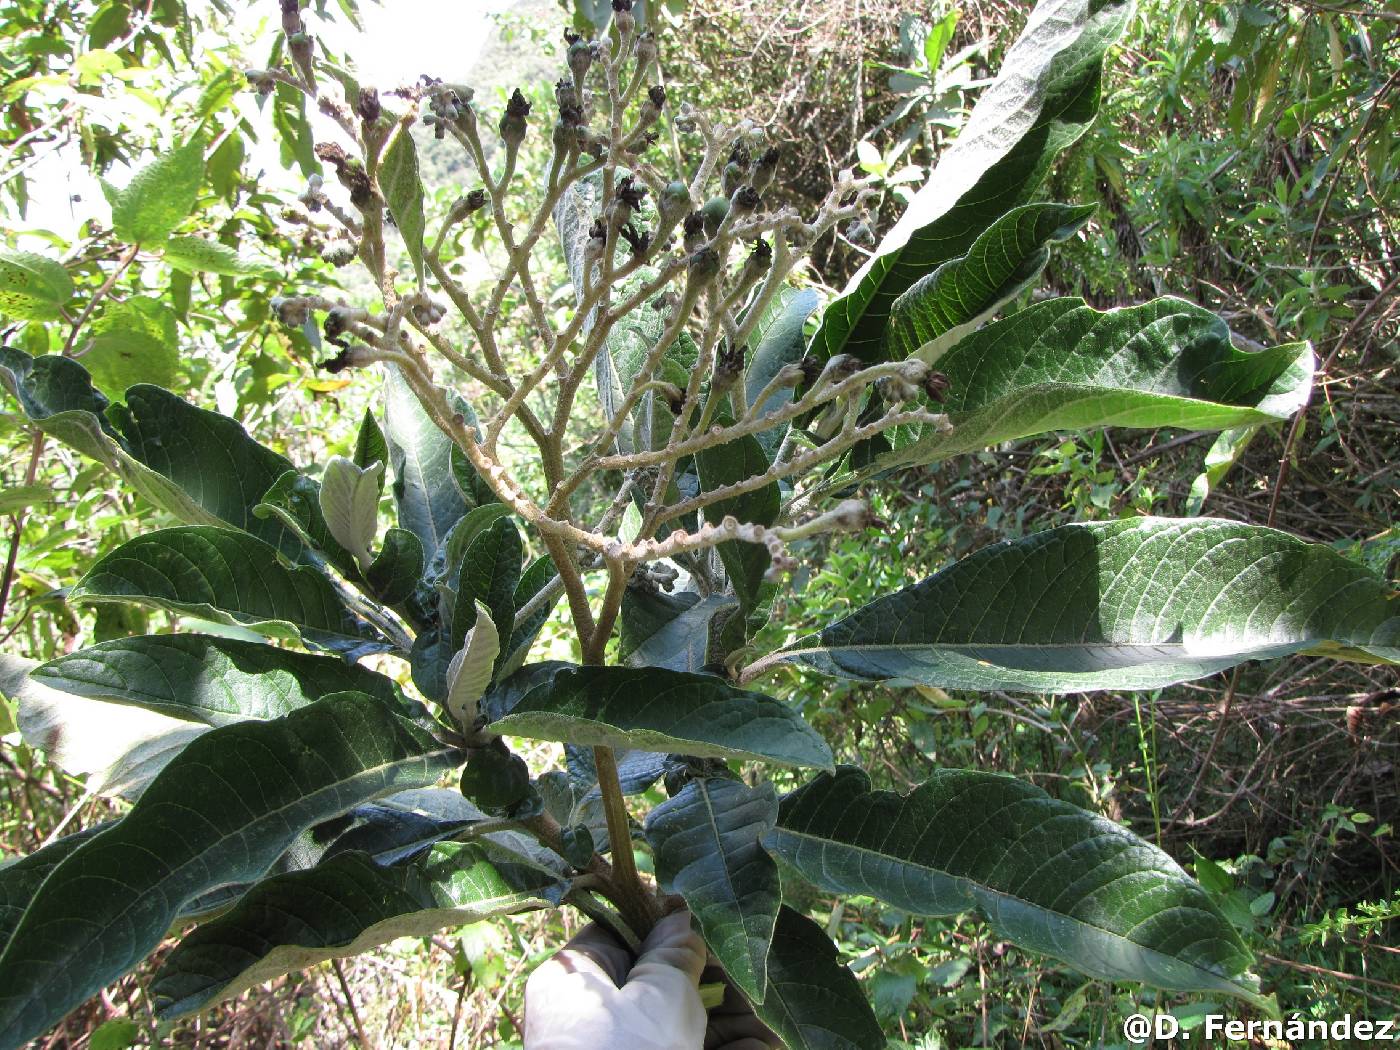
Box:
380 125 427 283
32 634 408 726
84 296 179 394
444 516 521 667
765 517 1399 692
0 691 464 1048
354 406 389 475
69 526 370 648
0 250 73 321
319 455 384 570
487 665 833 770
445 600 500 729
108 135 203 244
255 470 360 573
160 236 275 277
366 527 425 605
644 778 781 1002
809 0 1131 362
151 842 562 1018
500 556 558 678
872 298 1314 472
765 767 1267 1007
885 202 1096 363
384 365 468 556
752 907 885 1050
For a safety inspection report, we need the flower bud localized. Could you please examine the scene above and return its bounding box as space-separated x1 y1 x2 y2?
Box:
637 83 666 126
730 184 761 218
713 342 745 393
567 33 593 81
658 180 690 228
682 211 706 252
634 30 659 69
611 0 635 35
271 296 310 327
356 87 381 124
751 146 780 193
700 194 730 237
819 353 862 386
498 88 531 150
555 77 579 114
584 218 608 268
739 238 772 285
923 370 951 403
687 244 721 286
322 239 358 267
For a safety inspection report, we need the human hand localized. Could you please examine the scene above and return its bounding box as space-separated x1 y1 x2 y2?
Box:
523 910 778 1050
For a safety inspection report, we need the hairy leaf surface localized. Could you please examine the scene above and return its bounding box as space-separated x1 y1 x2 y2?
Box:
0 692 463 1048
645 778 780 1002
772 518 1398 691
766 767 1266 1005
151 842 561 1017
489 665 833 769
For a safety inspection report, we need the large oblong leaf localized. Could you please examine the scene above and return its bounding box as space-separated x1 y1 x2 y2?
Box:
809 0 1131 362
380 125 426 283
752 907 884 1050
875 297 1314 471
644 778 780 1002
765 767 1267 1007
151 842 562 1018
69 526 368 647
31 634 407 726
0 691 463 1049
769 518 1398 692
107 136 203 245
885 202 1095 363
385 365 468 557
488 665 833 770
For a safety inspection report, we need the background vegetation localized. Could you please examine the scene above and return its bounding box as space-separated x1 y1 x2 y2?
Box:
1 0 1395 1046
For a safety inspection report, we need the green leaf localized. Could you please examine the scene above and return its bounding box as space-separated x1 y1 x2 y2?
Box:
885 202 1096 363
255 470 361 576
1186 425 1258 516
151 842 561 1018
752 907 885 1050
0 250 73 321
766 767 1267 1007
696 420 780 621
445 516 521 666
384 365 468 556
160 235 275 277
320 455 384 570
644 778 780 1001
445 601 500 728
744 286 821 458
0 483 51 516
380 125 426 283
69 526 369 648
2 651 206 799
488 665 833 769
32 634 407 726
0 827 104 951
84 296 179 394
809 0 1131 362
109 136 204 245
620 586 735 671
769 517 1399 692
111 385 305 558
354 406 389 475
872 298 1314 472
366 527 424 605
0 691 463 1048
500 556 558 678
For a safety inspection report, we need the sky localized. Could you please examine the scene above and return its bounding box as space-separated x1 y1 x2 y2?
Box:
20 0 518 240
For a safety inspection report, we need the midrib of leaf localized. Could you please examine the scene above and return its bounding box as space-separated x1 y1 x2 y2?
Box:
767 824 1256 998
697 780 766 965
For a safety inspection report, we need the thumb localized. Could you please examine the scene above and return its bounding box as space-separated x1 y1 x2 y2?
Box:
630 910 707 985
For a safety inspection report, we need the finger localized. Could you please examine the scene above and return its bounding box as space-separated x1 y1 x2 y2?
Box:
631 910 706 984
705 1011 782 1048
558 922 633 986
709 1040 777 1050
